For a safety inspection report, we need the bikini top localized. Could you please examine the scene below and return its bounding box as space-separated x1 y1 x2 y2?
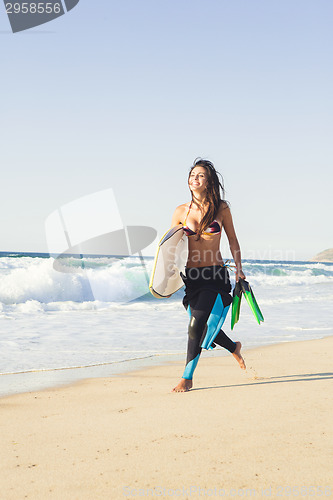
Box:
182 201 221 237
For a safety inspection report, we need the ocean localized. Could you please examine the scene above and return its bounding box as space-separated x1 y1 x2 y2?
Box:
0 252 332 396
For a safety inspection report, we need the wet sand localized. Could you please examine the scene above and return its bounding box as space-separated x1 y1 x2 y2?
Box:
0 336 332 499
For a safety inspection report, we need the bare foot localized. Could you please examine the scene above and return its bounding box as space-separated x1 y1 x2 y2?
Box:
232 341 246 370
172 378 193 392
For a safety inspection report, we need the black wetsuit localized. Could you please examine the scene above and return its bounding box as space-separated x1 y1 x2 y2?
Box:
181 265 236 380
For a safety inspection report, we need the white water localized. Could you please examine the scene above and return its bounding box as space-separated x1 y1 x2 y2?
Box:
0 255 332 395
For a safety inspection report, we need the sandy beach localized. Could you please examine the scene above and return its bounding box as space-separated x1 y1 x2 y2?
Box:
0 336 332 499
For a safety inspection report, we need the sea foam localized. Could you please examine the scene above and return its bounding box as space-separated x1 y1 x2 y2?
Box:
0 255 332 378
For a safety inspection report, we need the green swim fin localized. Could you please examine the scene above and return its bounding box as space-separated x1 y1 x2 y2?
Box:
239 279 264 325
231 280 242 330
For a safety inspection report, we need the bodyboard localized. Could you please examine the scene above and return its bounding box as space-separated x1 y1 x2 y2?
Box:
149 224 188 298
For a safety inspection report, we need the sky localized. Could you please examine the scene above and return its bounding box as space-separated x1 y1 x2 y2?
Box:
0 0 332 260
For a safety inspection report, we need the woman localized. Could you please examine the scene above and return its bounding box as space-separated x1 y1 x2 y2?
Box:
171 158 246 392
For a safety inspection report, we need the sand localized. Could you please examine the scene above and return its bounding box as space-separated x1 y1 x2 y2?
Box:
0 336 332 499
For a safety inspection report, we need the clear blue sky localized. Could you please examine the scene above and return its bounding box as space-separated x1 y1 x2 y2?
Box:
1 0 332 260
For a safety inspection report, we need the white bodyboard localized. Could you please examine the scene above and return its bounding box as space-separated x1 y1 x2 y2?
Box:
149 224 188 298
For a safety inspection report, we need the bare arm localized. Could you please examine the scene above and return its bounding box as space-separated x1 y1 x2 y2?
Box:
170 204 187 228
221 205 246 281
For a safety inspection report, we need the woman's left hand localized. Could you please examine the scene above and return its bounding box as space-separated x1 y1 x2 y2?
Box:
235 269 246 282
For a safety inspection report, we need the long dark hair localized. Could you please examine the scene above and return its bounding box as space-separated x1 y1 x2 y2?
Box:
188 158 228 238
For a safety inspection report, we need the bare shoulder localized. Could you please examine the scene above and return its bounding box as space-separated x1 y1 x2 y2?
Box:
176 202 190 211
174 202 189 216
218 200 231 219
171 202 189 226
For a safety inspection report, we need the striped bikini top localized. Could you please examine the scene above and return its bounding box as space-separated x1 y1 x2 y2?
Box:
182 201 221 237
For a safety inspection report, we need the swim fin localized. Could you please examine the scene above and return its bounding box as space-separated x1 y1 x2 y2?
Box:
231 280 242 330
240 279 264 324
231 279 264 329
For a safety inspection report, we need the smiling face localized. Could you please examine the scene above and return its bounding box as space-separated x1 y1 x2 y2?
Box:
188 166 209 193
